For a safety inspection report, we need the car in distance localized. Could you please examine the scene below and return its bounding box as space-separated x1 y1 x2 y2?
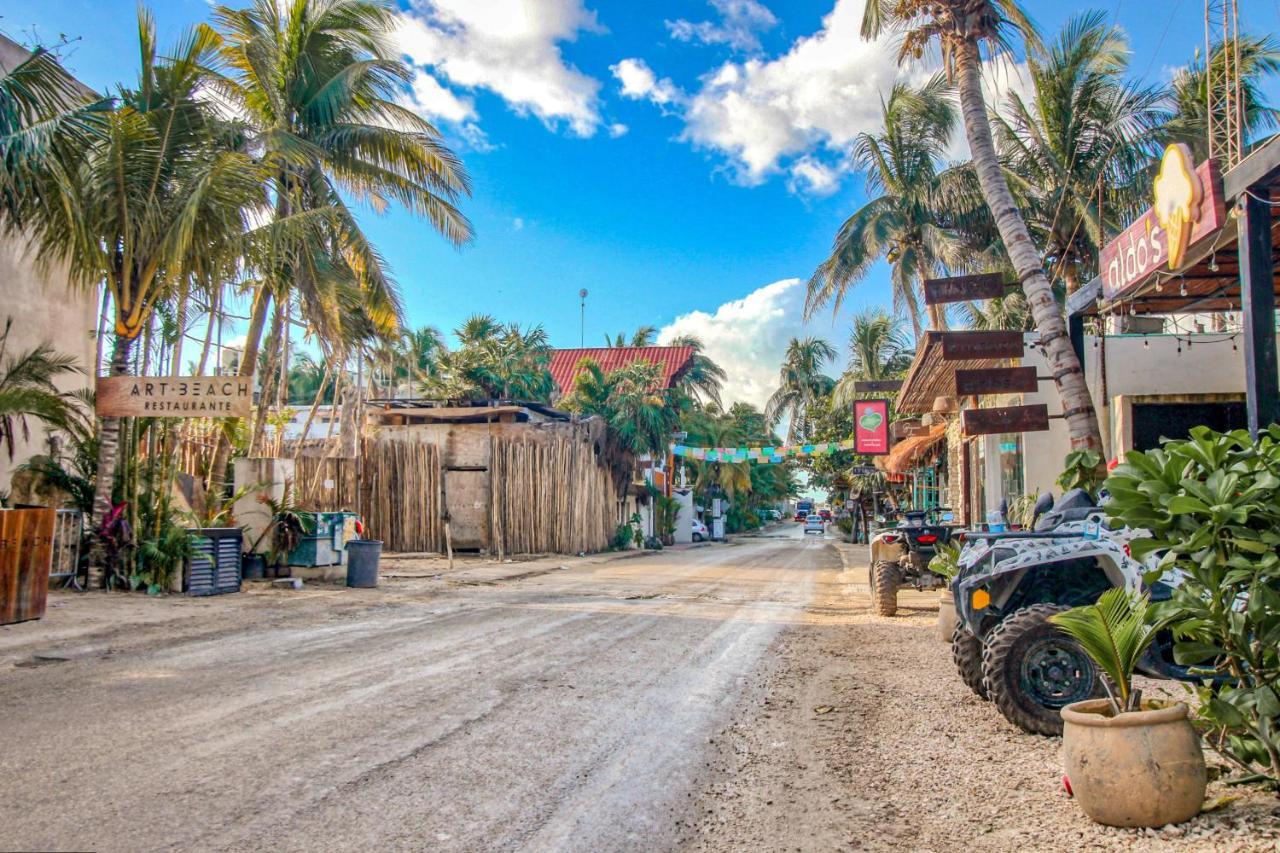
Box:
818 508 833 521
692 518 709 542
794 511 808 522
804 516 825 535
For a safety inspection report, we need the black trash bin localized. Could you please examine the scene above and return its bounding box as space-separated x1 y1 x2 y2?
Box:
345 539 382 588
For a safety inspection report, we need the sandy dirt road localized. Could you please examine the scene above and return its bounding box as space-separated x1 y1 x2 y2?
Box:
0 525 846 852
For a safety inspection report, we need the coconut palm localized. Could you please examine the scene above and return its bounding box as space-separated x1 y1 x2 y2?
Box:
808 75 961 338
430 317 554 401
957 293 1032 331
1164 35 1280 163
860 0 1103 452
204 0 473 487
831 310 914 406
0 320 84 461
765 337 837 444
664 333 726 408
994 12 1165 292
605 326 658 347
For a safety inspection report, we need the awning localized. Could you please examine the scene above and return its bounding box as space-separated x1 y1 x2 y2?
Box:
896 331 1013 415
880 424 947 475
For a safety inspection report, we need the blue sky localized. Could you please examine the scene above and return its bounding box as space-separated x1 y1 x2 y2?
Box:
3 0 1277 407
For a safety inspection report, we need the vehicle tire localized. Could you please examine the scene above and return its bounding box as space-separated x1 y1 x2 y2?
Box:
951 623 988 700
873 561 899 617
982 604 1105 736
693 534 703 542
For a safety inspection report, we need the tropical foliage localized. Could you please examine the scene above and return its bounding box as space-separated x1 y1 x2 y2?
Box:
765 337 837 444
1051 588 1164 714
0 319 85 461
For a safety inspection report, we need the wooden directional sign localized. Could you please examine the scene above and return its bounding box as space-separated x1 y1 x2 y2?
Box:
940 331 1024 362
853 379 903 393
891 419 928 439
961 404 1049 436
96 375 254 418
955 366 1039 396
923 273 1007 305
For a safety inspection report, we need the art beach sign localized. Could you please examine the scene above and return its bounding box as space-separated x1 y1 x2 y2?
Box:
1100 144 1225 302
96 375 254 418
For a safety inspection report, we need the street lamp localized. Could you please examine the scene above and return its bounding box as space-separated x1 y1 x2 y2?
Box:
579 288 588 347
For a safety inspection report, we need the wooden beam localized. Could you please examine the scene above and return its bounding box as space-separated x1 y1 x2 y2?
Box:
961 404 1050 436
1067 276 1102 316
853 379 903 393
1238 190 1280 437
940 331 1024 361
954 366 1039 396
923 273 1007 305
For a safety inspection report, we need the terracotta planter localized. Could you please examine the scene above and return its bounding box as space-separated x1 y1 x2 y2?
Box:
937 588 957 643
1061 699 1206 827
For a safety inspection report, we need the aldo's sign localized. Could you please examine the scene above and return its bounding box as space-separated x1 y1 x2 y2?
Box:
96 375 254 418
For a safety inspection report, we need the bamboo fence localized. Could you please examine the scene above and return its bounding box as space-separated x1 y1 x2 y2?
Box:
359 439 445 553
488 434 614 556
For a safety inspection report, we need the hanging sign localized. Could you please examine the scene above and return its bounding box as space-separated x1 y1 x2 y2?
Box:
96 375 254 418
954 366 1039 396
940 331 1024 361
891 419 927 439
852 379 903 393
923 273 1007 305
1100 146 1225 301
853 399 890 455
960 404 1049 436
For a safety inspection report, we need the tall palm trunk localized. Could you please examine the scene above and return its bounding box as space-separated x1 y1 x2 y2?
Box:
88 334 134 585
954 41 1103 452
205 286 272 496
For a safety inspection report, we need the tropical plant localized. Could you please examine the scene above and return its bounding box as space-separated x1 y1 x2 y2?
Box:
0 319 84 461
807 75 961 337
133 494 195 595
1056 449 1104 498
654 493 680 541
1106 426 1280 785
927 540 962 580
1164 35 1280 163
1051 588 1165 714
664 333 726 407
430 316 555 401
956 292 1031 331
859 0 1104 453
605 326 657 347
831 309 914 407
765 337 836 444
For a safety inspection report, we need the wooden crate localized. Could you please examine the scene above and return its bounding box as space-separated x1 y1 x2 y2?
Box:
0 509 56 625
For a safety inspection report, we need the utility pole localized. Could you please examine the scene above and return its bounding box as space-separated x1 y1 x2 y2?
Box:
579 288 588 347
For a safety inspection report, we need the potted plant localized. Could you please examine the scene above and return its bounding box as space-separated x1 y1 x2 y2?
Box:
928 540 961 642
1051 588 1206 827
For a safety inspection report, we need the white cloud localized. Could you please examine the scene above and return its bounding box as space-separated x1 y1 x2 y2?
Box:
666 0 778 53
512 217 525 230
608 122 629 138
407 70 477 123
658 278 812 410
397 0 603 137
610 58 683 107
787 156 841 195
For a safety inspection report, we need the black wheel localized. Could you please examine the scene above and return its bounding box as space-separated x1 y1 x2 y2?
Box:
982 604 1105 736
873 560 899 617
952 623 988 699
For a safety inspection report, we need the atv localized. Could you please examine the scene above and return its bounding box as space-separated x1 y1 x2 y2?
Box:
949 489 1198 736
869 507 958 617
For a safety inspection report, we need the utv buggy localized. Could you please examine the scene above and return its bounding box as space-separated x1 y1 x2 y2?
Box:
869 507 958 617
950 489 1197 736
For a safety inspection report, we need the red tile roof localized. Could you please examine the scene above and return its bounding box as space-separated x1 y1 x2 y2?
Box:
549 346 695 395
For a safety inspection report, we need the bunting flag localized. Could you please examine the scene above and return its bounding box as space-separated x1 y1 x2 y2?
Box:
670 439 855 464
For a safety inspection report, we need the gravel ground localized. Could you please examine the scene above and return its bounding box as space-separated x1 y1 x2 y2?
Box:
680 542 1280 852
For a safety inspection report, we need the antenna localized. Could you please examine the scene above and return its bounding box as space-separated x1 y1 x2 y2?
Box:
579 289 588 347
1205 0 1244 168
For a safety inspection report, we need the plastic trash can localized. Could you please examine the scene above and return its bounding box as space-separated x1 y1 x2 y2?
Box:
345 539 383 588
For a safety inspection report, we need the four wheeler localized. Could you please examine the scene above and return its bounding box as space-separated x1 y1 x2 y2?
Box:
949 489 1200 736
869 507 959 617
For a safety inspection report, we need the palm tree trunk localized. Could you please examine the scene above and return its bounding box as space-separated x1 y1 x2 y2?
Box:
205 287 272 497
954 41 1103 452
927 302 949 330
249 300 285 456
88 333 134 586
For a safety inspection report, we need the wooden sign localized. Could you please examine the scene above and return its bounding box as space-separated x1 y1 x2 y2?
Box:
1100 152 1225 301
961 404 1049 436
923 273 1007 305
0 509 55 625
96 375 254 418
940 331 1024 362
955 366 1039 396
891 419 928 439
853 379 903 393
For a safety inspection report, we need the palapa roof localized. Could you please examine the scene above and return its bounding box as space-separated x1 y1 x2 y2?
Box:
548 346 694 395
881 424 947 474
896 332 1015 415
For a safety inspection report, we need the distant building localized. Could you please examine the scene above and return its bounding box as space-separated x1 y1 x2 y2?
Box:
547 346 694 398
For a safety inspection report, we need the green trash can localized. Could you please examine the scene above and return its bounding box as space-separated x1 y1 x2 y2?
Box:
345 539 382 588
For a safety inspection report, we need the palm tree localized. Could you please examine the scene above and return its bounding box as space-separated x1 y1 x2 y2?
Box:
205 0 473 487
1164 35 1280 163
430 317 554 401
2 15 266 529
831 310 914 406
765 337 837 443
664 333 726 407
605 326 658 347
860 0 1103 452
404 325 447 392
958 293 1032 331
808 75 961 338
0 320 84 461
994 12 1165 292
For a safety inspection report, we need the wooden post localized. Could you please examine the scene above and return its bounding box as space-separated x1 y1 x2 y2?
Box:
1238 190 1279 438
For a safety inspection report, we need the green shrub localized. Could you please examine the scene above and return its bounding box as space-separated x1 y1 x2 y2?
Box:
1057 449 1105 498
1106 426 1280 786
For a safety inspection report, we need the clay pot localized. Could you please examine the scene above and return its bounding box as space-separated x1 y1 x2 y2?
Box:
1061 699 1206 827
937 588 957 643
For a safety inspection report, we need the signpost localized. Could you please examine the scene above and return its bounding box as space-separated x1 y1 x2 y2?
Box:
954 366 1039 396
923 273 1007 305
961 404 1049 436
940 331 1025 362
891 419 928 439
853 399 890 455
853 379 903 393
96 375 254 418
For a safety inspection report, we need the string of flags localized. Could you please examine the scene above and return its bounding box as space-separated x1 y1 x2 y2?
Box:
670 439 856 464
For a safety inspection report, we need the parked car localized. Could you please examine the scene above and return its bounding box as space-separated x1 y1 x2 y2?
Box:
793 511 808 522
692 518 709 542
804 516 825 535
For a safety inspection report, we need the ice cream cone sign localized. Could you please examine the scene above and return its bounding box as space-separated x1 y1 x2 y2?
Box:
1153 143 1203 269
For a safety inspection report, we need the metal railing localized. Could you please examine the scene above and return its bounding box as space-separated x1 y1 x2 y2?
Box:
50 509 84 591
